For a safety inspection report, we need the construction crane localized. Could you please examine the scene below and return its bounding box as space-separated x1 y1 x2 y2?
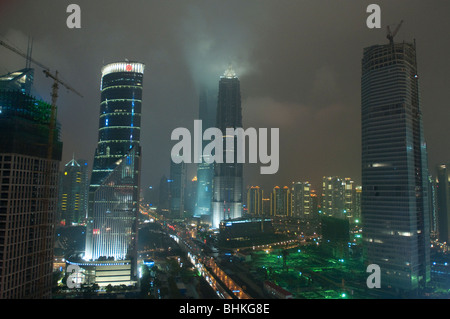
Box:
0 37 82 297
386 20 404 45
0 39 50 71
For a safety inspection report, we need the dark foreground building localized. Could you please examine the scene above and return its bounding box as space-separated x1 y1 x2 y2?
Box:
218 217 276 248
0 68 63 298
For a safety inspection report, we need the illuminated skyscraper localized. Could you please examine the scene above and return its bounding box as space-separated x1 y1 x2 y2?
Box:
85 62 144 274
321 176 345 218
292 181 312 219
211 66 243 228
60 157 82 226
361 40 430 293
321 176 357 222
194 88 216 220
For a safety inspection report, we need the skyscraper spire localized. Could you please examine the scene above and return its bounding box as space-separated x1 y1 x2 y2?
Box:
223 64 237 79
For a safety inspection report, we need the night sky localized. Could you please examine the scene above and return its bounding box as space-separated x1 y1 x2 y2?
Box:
1 0 449 194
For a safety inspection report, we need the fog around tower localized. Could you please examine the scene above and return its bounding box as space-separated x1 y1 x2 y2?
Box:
0 0 449 192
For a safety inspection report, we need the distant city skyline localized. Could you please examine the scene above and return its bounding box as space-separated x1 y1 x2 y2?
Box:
1 1 450 195
3 0 450 301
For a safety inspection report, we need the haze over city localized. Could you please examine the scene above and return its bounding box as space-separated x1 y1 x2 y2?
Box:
1 0 449 193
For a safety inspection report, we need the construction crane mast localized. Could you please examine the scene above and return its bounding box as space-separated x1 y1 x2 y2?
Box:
386 20 404 45
0 38 82 298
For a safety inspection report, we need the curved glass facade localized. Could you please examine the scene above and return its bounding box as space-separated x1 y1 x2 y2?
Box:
90 62 144 187
86 62 144 271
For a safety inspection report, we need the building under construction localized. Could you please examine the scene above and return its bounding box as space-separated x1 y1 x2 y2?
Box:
0 68 63 298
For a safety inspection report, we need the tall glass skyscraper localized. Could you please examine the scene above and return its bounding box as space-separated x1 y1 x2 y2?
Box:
211 67 243 228
194 88 216 220
85 62 144 268
361 41 430 293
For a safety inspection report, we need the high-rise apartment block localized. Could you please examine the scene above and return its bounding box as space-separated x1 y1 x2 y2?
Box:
270 186 292 217
321 176 358 222
292 181 312 219
247 186 263 216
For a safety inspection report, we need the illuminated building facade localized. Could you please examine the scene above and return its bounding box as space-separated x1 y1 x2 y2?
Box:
247 186 263 216
292 181 312 219
211 67 243 228
361 41 430 292
321 176 344 219
194 88 216 220
66 259 135 288
0 69 62 298
86 148 139 262
85 61 144 281
59 158 83 226
270 186 292 217
321 176 357 222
